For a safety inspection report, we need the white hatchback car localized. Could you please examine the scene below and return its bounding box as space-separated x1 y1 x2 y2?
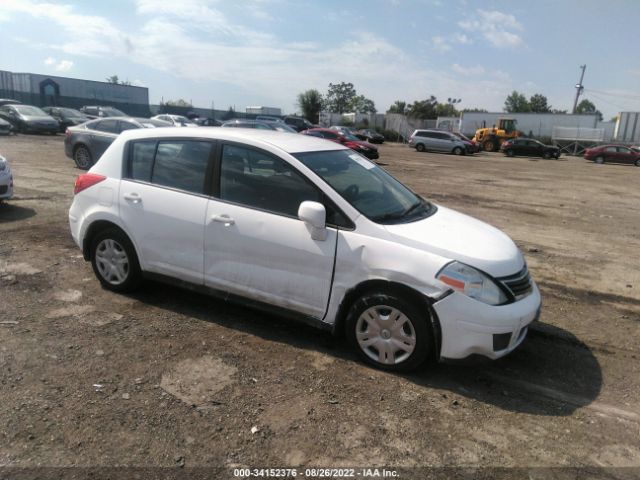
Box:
69 128 541 371
0 154 13 202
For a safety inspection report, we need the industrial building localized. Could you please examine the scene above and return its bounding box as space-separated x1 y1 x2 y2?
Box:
0 70 150 116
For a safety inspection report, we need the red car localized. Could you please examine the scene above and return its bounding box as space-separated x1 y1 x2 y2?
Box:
584 145 640 166
301 128 379 160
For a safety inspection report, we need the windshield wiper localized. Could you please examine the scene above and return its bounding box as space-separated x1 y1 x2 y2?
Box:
371 200 425 224
402 200 423 217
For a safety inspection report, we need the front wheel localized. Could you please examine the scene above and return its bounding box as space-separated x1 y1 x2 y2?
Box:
345 292 432 372
90 228 142 292
595 156 605 164
635 158 640 167
452 146 464 156
506 149 514 157
543 152 551 159
416 143 425 152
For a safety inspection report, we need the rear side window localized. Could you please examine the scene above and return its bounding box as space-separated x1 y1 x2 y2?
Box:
93 119 118 133
119 121 138 132
127 140 213 195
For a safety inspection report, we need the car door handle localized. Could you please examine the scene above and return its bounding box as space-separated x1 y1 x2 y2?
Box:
211 214 235 225
123 193 141 204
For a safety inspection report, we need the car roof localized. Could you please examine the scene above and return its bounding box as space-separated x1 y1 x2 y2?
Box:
118 127 349 153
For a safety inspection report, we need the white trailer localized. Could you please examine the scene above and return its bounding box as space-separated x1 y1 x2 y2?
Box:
245 106 282 116
459 112 599 138
614 112 640 143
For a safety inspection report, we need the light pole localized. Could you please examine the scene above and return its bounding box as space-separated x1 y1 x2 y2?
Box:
572 65 586 114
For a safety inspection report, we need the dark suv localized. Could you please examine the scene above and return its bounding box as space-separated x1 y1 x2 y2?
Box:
283 116 314 132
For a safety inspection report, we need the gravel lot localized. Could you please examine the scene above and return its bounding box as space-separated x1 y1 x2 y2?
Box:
1 134 639 478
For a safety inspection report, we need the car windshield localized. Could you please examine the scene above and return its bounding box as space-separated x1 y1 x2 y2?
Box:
342 133 361 141
274 124 297 133
294 149 432 224
174 116 194 124
102 107 126 116
59 108 86 119
15 105 47 116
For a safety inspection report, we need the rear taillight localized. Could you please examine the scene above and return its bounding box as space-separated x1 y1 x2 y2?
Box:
74 173 106 194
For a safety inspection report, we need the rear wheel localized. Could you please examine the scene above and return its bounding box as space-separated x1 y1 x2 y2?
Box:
554 152 560 159
416 143 425 152
595 156 605 164
452 146 464 156
73 145 93 170
506 149 514 157
635 159 640 167
345 291 432 372
543 151 551 159
90 228 142 292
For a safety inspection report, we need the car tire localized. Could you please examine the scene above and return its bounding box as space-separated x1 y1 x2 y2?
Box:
506 149 514 157
543 152 551 159
482 139 495 152
73 145 93 170
452 146 464 156
595 156 605 164
416 143 425 152
345 291 432 372
635 158 640 167
90 228 142 293
554 152 560 159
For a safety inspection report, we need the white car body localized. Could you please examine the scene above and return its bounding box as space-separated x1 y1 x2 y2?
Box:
69 128 541 366
151 114 198 128
0 155 13 201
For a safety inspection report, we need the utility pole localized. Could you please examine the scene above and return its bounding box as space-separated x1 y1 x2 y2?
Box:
572 65 586 114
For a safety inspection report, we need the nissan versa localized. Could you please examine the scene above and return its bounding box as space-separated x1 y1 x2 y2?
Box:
68 128 541 371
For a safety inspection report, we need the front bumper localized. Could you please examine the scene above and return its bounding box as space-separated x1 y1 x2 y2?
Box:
433 282 541 360
25 122 59 134
0 172 13 200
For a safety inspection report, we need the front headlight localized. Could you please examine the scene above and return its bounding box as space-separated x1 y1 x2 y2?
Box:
0 156 6 172
436 261 508 305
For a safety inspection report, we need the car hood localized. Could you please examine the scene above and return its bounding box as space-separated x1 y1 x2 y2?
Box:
384 205 523 277
21 114 57 123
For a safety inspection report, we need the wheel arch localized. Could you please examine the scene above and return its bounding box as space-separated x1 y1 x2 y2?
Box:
82 219 140 264
333 279 441 360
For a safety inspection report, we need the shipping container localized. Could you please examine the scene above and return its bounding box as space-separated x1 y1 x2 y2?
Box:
245 106 282 116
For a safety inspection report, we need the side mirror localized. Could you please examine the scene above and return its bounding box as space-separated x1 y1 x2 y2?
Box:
298 201 327 241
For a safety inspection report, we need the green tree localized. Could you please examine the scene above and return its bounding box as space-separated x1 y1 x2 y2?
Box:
324 82 357 114
576 99 603 121
349 94 376 114
406 96 438 119
296 89 323 123
462 108 489 113
105 75 131 86
529 94 552 113
165 99 192 107
504 91 531 113
387 100 407 114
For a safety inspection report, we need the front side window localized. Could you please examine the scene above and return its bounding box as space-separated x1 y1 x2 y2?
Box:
295 149 433 224
220 144 321 217
605 147 617 153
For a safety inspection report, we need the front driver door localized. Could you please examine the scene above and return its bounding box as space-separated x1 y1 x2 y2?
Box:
204 143 337 319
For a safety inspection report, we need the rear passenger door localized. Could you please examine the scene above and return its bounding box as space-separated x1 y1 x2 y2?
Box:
203 143 338 318
119 139 215 284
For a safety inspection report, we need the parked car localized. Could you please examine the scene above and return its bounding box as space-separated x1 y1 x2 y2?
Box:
0 154 13 203
221 119 297 133
255 115 283 123
0 118 12 135
69 128 540 371
500 138 560 159
283 116 314 132
64 117 171 169
583 145 640 166
301 128 379 160
452 132 480 153
80 106 127 119
330 125 357 135
42 107 89 132
194 117 222 127
0 104 59 134
409 129 468 155
355 129 384 144
0 99 21 107
151 114 199 128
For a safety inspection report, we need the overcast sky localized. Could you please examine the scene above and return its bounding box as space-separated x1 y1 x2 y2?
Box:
2 0 639 118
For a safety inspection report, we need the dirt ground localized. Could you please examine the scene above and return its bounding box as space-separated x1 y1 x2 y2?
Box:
1 134 639 479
